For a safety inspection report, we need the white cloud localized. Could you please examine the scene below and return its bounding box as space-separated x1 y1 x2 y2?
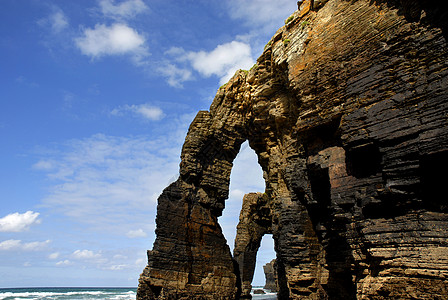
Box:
22 240 51 251
75 23 148 62
50 10 69 33
72 249 102 260
167 41 254 86
187 41 253 80
56 260 73 266
126 229 147 238
37 7 69 34
157 63 193 88
111 104 165 121
99 0 149 20
35 132 186 233
0 211 41 232
108 264 128 270
49 252 60 259
0 240 21 251
0 239 50 251
229 189 245 200
24 262 32 267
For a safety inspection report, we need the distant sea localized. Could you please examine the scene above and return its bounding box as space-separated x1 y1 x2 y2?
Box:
0 287 276 299
0 287 136 300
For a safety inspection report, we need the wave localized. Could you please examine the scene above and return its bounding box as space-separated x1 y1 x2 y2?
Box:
0 288 136 300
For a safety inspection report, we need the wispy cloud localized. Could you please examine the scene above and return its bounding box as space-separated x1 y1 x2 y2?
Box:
157 62 193 88
56 260 73 266
34 133 183 233
227 0 297 34
110 103 165 121
37 6 69 34
50 10 69 33
99 0 149 20
72 249 102 260
0 239 51 251
0 211 41 232
126 229 147 238
49 252 60 259
75 23 148 63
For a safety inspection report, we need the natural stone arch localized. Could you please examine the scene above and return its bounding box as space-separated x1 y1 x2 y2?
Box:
137 73 257 299
138 0 448 299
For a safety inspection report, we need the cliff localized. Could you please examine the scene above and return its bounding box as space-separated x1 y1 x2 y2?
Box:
137 0 448 299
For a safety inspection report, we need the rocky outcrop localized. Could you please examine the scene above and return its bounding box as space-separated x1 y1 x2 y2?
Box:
233 193 271 298
138 0 448 299
263 259 278 292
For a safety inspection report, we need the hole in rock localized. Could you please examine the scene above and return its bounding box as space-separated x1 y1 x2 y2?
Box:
219 141 275 291
308 164 331 210
252 234 275 288
220 141 265 245
345 143 382 178
420 150 448 212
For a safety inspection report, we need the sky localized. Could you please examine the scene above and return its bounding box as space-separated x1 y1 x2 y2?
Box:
0 0 297 288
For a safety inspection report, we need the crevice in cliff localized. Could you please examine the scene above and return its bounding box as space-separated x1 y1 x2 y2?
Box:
419 150 448 212
306 162 356 299
301 116 342 156
345 142 382 178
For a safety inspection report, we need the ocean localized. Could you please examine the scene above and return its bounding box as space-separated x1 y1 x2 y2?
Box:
0 287 276 299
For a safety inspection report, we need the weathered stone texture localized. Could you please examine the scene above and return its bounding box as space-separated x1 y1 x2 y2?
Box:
263 259 278 292
233 193 271 298
138 0 448 299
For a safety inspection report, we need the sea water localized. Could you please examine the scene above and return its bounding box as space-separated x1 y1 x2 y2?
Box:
251 286 277 299
0 287 276 299
0 287 136 300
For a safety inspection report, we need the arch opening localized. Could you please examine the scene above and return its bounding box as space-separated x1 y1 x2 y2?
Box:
219 141 276 298
253 234 276 289
220 141 266 251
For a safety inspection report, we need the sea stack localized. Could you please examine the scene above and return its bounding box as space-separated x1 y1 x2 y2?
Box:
138 0 448 299
263 260 277 292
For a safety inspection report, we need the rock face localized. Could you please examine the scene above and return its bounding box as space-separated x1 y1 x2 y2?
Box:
138 0 448 299
233 193 271 298
263 259 278 292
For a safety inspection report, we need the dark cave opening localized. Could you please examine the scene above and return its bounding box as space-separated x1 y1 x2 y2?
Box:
420 150 448 212
307 163 356 300
308 164 332 210
345 143 382 178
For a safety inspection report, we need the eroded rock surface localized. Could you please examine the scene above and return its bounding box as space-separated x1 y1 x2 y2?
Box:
233 193 271 298
138 0 448 299
263 259 278 292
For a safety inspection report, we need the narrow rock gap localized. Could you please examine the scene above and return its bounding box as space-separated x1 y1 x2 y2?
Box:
219 140 273 297
220 141 266 248
253 234 275 288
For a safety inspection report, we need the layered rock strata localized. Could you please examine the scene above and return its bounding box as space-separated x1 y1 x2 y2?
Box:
233 193 271 298
138 0 448 299
263 259 278 292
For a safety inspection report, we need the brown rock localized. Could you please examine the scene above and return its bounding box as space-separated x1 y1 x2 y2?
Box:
263 259 278 292
233 193 271 298
138 0 448 299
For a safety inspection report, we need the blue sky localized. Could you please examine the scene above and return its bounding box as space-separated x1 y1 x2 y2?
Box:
0 0 297 287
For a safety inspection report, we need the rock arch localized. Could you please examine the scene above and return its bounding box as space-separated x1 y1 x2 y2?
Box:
138 0 448 299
